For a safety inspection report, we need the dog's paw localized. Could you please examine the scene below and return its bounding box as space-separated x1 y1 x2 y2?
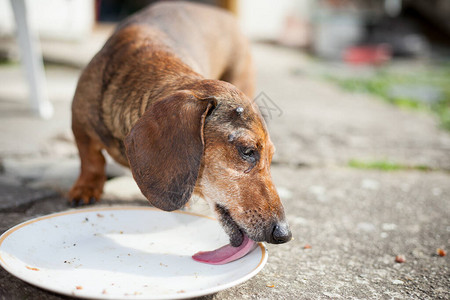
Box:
68 185 102 207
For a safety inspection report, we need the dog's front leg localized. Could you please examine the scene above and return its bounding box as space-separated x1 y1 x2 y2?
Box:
69 121 106 206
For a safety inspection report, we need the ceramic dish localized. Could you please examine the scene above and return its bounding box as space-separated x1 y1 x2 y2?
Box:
0 206 267 299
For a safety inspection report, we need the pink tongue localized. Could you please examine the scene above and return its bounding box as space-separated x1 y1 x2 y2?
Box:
192 234 257 265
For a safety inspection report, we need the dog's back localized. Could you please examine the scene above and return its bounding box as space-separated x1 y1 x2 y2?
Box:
117 1 243 79
71 2 253 166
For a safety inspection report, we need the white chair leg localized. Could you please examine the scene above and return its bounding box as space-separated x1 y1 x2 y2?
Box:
10 0 54 119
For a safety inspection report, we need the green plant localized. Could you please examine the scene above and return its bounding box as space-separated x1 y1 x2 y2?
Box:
326 66 450 131
348 159 432 172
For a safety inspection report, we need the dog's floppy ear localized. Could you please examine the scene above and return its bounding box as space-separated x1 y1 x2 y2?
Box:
125 91 216 211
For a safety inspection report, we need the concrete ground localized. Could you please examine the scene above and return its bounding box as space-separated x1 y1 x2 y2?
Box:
0 32 449 299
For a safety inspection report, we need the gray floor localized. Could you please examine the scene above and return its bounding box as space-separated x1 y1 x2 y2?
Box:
0 38 449 299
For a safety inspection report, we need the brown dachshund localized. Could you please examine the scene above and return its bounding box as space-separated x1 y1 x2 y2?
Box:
69 1 291 247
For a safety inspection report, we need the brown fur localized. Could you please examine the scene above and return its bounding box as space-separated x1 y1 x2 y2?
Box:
70 1 291 245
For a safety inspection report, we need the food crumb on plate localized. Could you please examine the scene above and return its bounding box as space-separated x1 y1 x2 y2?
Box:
25 266 39 271
97 213 104 218
102 289 107 294
303 244 312 249
177 290 186 293
76 286 83 290
124 292 142 296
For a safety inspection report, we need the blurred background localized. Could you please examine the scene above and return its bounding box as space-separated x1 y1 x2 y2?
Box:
1 0 449 177
1 0 449 130
0 1 449 298
0 0 449 238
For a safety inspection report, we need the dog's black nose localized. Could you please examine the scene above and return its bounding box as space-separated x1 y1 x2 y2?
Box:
270 222 292 244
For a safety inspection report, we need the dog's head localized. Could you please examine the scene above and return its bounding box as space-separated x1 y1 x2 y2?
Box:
125 80 291 246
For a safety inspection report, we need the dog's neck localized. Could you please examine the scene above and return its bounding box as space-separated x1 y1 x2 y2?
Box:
101 53 203 141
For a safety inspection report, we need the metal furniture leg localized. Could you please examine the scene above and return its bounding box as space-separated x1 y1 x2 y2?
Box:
10 0 54 119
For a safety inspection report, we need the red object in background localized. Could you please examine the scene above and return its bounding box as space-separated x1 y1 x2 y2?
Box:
343 45 392 65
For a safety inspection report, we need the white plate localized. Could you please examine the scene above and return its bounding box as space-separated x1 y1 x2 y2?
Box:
0 206 267 299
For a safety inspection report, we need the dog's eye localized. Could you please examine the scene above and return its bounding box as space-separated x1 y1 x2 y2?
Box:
238 146 258 164
242 148 254 156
